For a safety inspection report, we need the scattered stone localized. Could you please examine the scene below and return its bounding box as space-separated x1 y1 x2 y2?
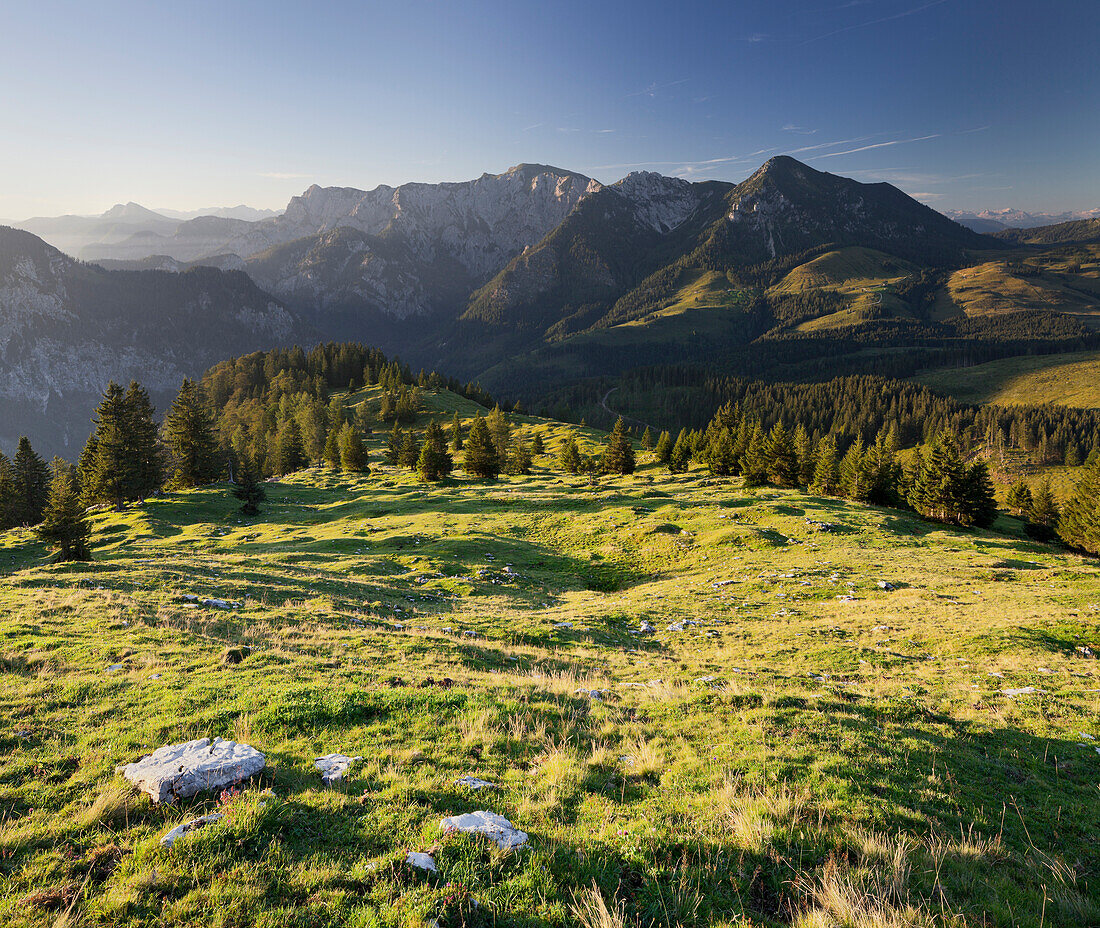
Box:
553 622 573 630
161 813 223 848
1001 687 1045 697
202 598 242 610
107 664 125 672
637 621 656 634
440 810 528 850
406 851 437 872
455 776 494 791
877 581 896 591
315 754 362 786
123 737 266 803
575 688 609 700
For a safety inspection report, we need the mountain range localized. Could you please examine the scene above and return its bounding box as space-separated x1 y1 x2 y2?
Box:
946 207 1100 235
3 156 1099 456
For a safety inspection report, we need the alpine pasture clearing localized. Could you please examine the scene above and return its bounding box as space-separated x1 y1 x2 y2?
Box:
914 351 1100 409
0 443 1098 927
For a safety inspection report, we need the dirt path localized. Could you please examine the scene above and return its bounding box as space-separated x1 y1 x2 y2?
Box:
600 386 656 434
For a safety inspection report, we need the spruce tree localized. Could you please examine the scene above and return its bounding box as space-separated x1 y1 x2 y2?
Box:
741 424 768 486
11 436 51 525
654 431 672 465
963 461 998 528
810 435 841 496
1028 479 1060 531
839 437 867 501
1005 480 1033 516
504 438 533 476
1058 455 1100 554
486 405 511 461
668 430 692 475
276 419 308 474
707 429 736 477
387 423 403 465
908 433 973 525
450 412 463 453
531 431 545 456
339 423 370 473
86 381 128 508
233 455 266 516
463 415 500 478
558 434 582 475
0 452 15 529
323 426 341 469
640 427 653 453
123 381 163 501
765 423 799 488
37 470 91 561
398 430 421 468
601 418 635 475
162 379 221 488
416 420 452 481
794 424 814 487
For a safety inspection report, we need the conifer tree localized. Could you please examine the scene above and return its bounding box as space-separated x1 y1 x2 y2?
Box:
486 405 511 461
810 434 841 495
707 429 736 477
275 418 308 475
416 420 452 481
531 431 545 456
668 430 692 475
85 381 129 508
323 426 341 469
964 462 998 528
450 412 463 453
741 424 768 486
1005 479 1033 516
463 415 500 478
1058 455 1100 554
0 452 15 530
398 430 421 468
387 423 403 465
233 455 266 516
863 430 902 507
839 436 868 501
37 470 91 561
654 431 672 465
640 427 653 453
558 434 582 475
338 423 370 473
765 423 799 487
908 432 994 526
794 425 814 486
162 379 221 488
123 381 163 500
601 418 635 475
504 438 533 476
1028 479 1060 531
11 436 51 525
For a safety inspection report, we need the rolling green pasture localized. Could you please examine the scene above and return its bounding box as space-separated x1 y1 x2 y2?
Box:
0 428 1098 927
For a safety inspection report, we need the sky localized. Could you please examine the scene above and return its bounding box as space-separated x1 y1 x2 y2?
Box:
1 0 1097 218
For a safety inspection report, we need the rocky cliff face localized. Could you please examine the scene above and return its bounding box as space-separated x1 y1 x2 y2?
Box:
0 226 306 456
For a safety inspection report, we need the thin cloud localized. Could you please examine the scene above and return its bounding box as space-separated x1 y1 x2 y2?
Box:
799 0 950 45
521 123 543 132
817 134 941 157
627 79 689 99
744 33 769 43
259 172 311 180
782 124 818 135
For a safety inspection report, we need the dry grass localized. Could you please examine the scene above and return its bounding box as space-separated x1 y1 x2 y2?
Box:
75 784 139 831
572 881 627 928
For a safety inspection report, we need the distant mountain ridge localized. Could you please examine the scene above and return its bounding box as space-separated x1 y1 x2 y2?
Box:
947 207 1100 234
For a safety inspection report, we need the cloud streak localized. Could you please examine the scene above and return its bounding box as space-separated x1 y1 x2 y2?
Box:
816 134 941 157
259 172 311 180
799 0 951 45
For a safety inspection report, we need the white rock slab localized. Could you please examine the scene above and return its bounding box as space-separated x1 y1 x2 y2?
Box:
315 753 362 786
406 851 437 872
455 776 494 791
440 810 528 850
1002 686 1045 697
123 737 266 803
161 812 223 848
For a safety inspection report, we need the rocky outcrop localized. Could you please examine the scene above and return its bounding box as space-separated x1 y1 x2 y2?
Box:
122 737 266 803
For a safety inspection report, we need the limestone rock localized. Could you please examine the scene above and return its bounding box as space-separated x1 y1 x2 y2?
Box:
440 810 528 850
455 776 494 791
161 813 223 848
123 737 266 803
315 753 362 786
406 851 437 872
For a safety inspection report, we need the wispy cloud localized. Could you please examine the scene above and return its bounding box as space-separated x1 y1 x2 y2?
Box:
782 124 817 135
627 79 689 99
744 32 769 42
817 133 941 157
259 172 310 179
799 0 950 45
521 123 543 132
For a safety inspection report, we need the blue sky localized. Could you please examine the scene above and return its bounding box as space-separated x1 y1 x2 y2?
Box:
2 0 1097 217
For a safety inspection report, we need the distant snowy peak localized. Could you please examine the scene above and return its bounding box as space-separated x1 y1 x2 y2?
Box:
946 207 1100 232
613 171 700 232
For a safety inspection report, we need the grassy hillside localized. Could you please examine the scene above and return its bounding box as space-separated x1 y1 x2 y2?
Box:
915 351 1100 407
1 425 1098 927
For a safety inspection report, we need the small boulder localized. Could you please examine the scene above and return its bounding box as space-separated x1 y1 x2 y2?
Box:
406 851 437 872
455 776 494 791
123 737 265 803
440 810 528 850
161 813 223 848
315 754 362 786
